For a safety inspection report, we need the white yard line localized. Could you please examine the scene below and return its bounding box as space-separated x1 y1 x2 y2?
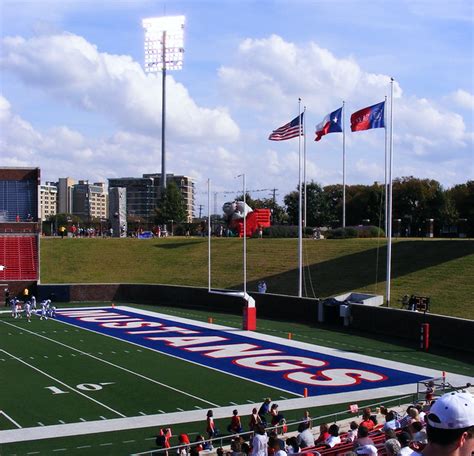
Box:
0 411 22 429
0 320 219 408
0 349 126 419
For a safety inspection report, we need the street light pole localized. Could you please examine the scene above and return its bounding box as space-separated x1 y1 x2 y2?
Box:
161 31 167 195
142 15 185 199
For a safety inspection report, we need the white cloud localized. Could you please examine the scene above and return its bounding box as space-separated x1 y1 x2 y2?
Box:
1 33 239 143
449 89 474 110
218 34 471 180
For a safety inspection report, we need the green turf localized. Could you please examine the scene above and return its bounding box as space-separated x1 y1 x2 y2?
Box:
40 238 474 319
1 302 472 456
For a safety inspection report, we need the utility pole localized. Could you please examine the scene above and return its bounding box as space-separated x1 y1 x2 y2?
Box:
271 188 278 203
198 204 204 219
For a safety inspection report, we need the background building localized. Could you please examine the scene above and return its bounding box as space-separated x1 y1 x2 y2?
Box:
39 181 58 221
72 180 108 220
57 177 75 214
108 176 155 221
109 173 195 223
143 174 195 222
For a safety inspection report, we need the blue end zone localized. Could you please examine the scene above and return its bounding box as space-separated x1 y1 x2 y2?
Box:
56 307 429 396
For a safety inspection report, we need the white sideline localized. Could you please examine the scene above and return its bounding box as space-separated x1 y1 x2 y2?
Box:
0 349 126 419
0 320 219 407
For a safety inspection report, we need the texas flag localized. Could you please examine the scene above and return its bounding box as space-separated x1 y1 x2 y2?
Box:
315 107 343 141
351 101 385 131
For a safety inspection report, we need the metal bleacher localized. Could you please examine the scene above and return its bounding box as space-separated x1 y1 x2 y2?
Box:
0 180 37 222
0 236 38 281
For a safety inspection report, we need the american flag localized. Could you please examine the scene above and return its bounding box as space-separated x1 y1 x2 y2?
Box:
268 113 304 141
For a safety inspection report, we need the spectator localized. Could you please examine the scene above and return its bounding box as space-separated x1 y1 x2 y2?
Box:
177 433 191 456
258 398 272 425
397 431 420 455
302 410 312 429
258 281 267 294
206 410 217 441
354 426 374 449
193 435 205 453
230 439 242 456
410 421 427 445
296 422 315 449
241 442 251 456
249 407 262 431
314 424 330 445
360 409 376 431
250 424 268 456
270 436 287 456
228 409 243 434
399 406 417 429
325 424 341 448
425 380 435 403
384 437 401 456
383 411 401 432
423 390 474 456
285 437 299 455
346 421 359 443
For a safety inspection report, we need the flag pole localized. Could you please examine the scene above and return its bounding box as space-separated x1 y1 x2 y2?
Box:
243 173 247 296
386 78 394 307
342 101 346 229
207 178 211 292
303 106 307 228
384 95 388 236
298 98 303 298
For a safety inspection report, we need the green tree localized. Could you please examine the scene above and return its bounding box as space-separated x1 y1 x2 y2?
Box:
154 181 187 225
284 181 334 226
392 177 445 235
447 181 474 235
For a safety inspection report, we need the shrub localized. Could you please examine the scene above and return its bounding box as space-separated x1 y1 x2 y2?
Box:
326 227 358 239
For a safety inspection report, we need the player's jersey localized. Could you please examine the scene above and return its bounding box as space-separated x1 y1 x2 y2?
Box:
24 302 31 315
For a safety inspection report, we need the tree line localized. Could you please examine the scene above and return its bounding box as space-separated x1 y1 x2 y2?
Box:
244 177 473 237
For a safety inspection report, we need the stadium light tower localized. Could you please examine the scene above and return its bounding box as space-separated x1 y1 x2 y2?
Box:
142 15 185 196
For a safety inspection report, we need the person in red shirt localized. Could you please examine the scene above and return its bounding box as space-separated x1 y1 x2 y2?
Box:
314 423 330 445
227 409 243 434
360 409 375 431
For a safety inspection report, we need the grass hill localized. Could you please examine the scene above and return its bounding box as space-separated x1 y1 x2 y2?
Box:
40 237 474 319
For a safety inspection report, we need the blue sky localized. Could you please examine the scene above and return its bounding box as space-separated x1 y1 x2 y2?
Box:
1 0 473 209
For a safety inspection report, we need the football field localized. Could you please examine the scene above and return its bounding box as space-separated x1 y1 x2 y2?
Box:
1 303 472 456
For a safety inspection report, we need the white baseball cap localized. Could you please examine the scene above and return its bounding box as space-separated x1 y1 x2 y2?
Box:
427 391 474 429
356 445 378 455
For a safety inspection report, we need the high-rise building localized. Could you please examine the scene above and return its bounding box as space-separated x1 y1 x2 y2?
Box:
142 174 195 222
57 177 75 214
109 173 195 222
72 180 108 220
108 177 155 220
39 181 58 221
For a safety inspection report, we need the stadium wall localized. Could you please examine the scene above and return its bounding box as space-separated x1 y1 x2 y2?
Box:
37 283 474 353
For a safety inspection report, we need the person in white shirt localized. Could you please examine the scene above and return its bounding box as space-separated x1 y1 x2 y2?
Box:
325 424 341 448
250 424 268 456
271 437 287 456
397 432 421 456
296 422 315 448
30 295 36 311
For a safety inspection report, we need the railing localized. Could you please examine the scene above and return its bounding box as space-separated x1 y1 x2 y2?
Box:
130 393 417 456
